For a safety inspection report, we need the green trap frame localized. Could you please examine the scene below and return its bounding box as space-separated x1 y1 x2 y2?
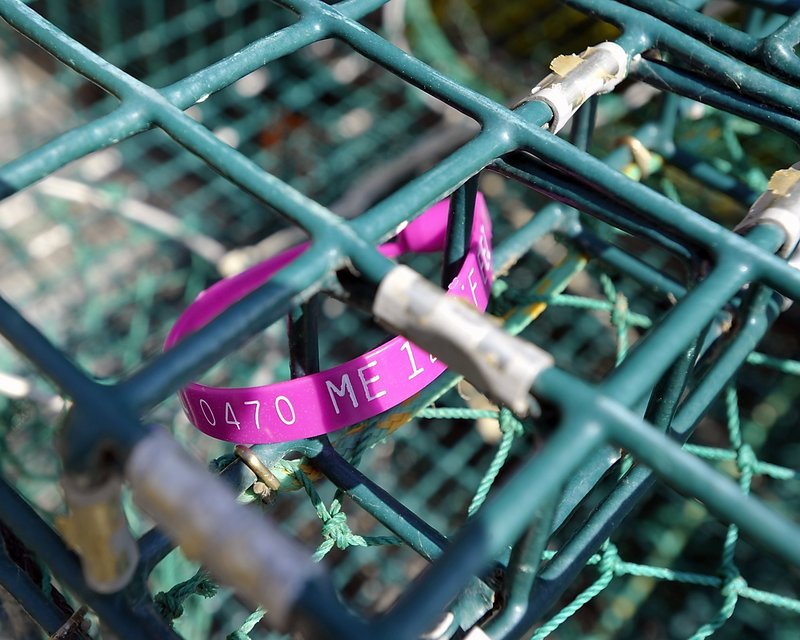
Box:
1 0 800 638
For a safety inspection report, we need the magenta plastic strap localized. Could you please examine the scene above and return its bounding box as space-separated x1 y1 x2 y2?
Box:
165 194 493 444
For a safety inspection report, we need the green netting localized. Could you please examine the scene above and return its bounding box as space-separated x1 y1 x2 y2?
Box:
0 0 799 639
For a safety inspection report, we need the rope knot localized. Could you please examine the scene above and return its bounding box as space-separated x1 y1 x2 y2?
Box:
154 570 218 625
722 574 747 597
318 501 367 558
737 443 757 471
599 542 620 576
154 594 184 623
610 292 629 328
499 407 524 437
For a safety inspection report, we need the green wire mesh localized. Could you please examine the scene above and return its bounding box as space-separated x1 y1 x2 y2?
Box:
0 0 800 639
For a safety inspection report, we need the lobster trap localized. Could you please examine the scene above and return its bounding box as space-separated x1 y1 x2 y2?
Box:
1 0 800 638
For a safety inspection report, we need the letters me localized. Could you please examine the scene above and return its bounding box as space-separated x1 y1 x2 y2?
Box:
325 359 386 414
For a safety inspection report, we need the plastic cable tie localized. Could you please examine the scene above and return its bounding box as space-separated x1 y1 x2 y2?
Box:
165 194 493 443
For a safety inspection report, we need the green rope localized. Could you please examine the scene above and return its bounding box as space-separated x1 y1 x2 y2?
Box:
737 585 800 612
154 569 217 625
683 444 797 480
226 608 265 640
492 287 652 329
600 273 631 365
545 295 652 328
614 560 722 588
686 385 753 638
688 577 742 640
746 351 800 375
416 407 499 420
466 408 523 517
291 465 366 561
531 542 620 639
290 463 401 561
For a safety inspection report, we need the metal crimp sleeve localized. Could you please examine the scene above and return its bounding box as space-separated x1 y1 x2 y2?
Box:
126 428 325 630
521 41 629 133
372 265 554 416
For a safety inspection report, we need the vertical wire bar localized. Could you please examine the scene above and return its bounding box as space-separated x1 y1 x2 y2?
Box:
569 95 597 152
482 498 560 638
643 331 702 429
289 297 321 378
442 176 478 285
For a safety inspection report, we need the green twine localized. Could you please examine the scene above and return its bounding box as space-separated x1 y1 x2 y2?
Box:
687 576 742 640
291 463 401 561
467 408 524 517
599 273 631 365
154 569 217 625
292 465 366 561
686 385 753 638
683 444 797 480
746 351 800 375
531 542 620 639
536 376 800 637
614 560 722 588
313 498 368 562
416 407 499 420
547 294 652 328
226 608 266 640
